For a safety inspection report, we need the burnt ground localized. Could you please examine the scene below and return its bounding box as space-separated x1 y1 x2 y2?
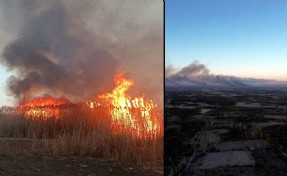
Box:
0 138 162 176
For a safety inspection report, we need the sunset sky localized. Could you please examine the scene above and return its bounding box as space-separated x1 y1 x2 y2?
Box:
166 0 287 81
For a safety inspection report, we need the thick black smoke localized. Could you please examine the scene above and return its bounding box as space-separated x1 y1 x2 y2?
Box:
0 0 163 104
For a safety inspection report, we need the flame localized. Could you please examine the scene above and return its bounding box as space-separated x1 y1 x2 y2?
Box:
97 71 162 139
20 97 69 119
14 71 162 140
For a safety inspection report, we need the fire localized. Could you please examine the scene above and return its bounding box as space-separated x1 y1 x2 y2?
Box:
97 71 162 139
20 97 69 119
15 71 162 140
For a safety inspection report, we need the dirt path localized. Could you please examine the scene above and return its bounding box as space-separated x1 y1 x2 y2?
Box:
0 154 162 176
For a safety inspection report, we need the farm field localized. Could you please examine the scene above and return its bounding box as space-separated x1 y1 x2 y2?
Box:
165 87 287 176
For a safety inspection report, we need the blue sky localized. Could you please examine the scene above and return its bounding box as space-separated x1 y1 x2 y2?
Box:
166 0 287 81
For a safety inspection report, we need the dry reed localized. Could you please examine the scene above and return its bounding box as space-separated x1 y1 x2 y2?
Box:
0 105 163 165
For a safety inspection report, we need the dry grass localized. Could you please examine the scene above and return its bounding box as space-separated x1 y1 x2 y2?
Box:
0 105 163 166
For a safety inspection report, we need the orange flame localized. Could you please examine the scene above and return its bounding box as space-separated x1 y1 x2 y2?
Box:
20 97 69 119
17 71 162 140
98 71 162 139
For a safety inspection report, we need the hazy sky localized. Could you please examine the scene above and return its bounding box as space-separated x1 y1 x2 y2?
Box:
0 65 13 106
0 0 163 107
166 0 287 81
0 26 14 106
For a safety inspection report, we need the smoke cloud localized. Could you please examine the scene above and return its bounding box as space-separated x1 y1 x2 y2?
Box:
166 62 287 87
0 0 163 104
166 61 247 87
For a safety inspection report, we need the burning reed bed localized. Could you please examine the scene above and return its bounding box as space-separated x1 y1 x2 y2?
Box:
0 104 163 165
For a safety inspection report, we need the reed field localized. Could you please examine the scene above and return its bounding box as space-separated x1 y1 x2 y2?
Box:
0 104 163 166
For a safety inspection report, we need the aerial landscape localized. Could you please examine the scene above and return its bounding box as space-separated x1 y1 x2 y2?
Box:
166 0 287 175
165 86 287 175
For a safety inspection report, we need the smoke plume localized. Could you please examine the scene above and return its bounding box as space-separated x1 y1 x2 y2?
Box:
0 0 163 104
166 61 247 87
166 61 287 87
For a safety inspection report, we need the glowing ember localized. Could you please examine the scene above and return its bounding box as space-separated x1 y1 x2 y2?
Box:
20 97 69 119
98 71 162 139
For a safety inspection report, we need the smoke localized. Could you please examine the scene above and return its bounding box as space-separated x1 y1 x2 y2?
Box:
165 65 177 78
166 61 247 87
175 62 210 77
0 0 163 104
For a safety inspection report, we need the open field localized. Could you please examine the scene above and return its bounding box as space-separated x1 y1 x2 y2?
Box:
215 140 269 151
198 151 255 169
165 87 287 176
